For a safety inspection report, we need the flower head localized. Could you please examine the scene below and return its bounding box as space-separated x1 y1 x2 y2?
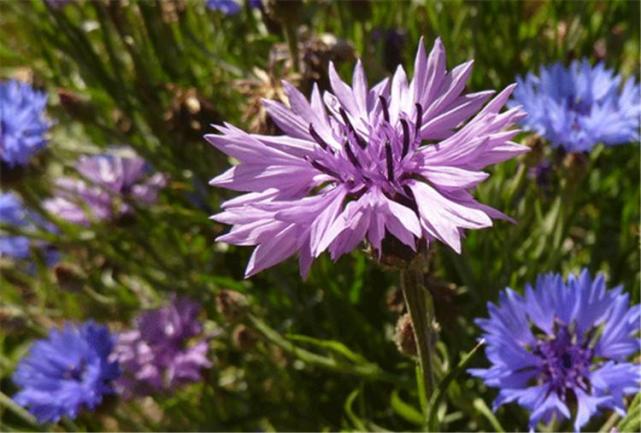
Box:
12 322 120 424
208 37 527 277
511 60 640 152
43 148 166 225
0 192 57 265
0 80 50 167
111 297 211 397
470 270 641 431
206 0 241 15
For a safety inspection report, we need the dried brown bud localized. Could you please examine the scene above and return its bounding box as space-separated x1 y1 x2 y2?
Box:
160 0 186 23
232 324 257 351
394 313 417 357
300 33 355 92
163 85 220 142
593 39 607 60
522 134 546 167
54 263 85 292
234 66 291 134
385 286 405 314
57 89 96 122
215 290 249 321
562 152 588 170
0 307 27 334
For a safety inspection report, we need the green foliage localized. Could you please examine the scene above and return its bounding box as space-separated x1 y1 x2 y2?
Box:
0 0 638 431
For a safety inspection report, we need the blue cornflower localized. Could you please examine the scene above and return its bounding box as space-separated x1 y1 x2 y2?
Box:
12 322 120 424
206 0 241 15
0 80 51 167
510 60 640 152
469 270 640 432
0 192 58 265
0 192 30 259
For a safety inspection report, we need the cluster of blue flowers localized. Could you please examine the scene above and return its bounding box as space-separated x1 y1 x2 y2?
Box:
12 322 120 423
12 298 210 424
0 192 58 266
511 61 640 153
0 192 32 260
0 80 50 167
470 270 640 431
206 0 261 15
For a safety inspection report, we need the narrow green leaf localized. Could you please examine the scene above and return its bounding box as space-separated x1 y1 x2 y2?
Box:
473 398 506 433
390 390 424 426
427 339 485 431
344 389 367 431
618 393 641 433
287 334 368 364
0 391 39 428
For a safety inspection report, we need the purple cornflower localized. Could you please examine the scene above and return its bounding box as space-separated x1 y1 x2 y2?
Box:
0 191 58 265
470 270 641 432
207 37 528 277
12 322 120 424
511 60 640 152
43 148 166 225
111 297 211 397
206 0 241 15
0 80 50 167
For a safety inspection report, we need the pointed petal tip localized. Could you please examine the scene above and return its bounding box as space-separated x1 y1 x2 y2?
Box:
208 176 225 186
449 241 462 254
328 60 338 76
259 97 273 107
299 266 311 280
243 264 257 279
416 36 426 54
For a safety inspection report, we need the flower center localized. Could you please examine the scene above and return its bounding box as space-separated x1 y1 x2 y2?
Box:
533 325 593 396
63 359 87 382
307 98 424 197
568 97 592 116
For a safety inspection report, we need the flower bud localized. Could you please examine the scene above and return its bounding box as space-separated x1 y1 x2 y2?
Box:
232 324 257 351
215 290 249 321
394 313 417 357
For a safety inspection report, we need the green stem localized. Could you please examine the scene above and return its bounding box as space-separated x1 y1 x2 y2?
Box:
248 314 408 387
0 391 39 428
283 21 300 73
473 396 505 433
400 253 435 420
427 339 485 432
598 411 620 433
506 161 527 203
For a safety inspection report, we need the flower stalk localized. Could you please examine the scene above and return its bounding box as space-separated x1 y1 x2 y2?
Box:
400 252 436 416
283 21 300 73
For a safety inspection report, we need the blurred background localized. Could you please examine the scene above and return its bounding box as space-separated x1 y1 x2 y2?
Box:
0 0 639 431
